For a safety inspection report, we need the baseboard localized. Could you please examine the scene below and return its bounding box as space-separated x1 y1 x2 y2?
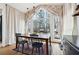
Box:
0 44 9 48
51 40 61 44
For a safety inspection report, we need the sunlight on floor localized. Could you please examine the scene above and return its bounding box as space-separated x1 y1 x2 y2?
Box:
52 43 63 55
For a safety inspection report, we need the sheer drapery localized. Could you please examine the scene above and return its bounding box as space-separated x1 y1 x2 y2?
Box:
6 5 25 45
25 19 33 35
49 13 54 40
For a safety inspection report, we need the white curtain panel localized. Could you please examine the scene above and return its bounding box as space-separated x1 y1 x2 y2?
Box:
15 10 25 34
6 5 25 45
25 19 33 35
77 16 79 35
49 13 62 40
49 13 54 40
63 4 76 35
25 21 29 35
6 5 15 44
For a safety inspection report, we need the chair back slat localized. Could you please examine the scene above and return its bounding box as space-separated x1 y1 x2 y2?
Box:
30 34 44 43
15 33 23 42
30 34 39 42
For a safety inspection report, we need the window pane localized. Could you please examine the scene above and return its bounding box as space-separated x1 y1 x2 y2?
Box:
33 9 50 33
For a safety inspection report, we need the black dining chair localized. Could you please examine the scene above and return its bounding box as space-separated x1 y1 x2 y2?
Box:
30 34 43 55
15 33 29 53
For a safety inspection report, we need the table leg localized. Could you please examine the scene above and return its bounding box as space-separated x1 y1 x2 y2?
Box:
49 39 51 46
46 40 48 55
16 36 18 49
49 39 51 55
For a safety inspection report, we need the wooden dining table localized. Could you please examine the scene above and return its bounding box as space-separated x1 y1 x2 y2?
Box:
15 34 51 55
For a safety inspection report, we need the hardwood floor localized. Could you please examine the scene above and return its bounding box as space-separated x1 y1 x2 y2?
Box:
0 42 63 55
52 43 63 55
0 45 24 55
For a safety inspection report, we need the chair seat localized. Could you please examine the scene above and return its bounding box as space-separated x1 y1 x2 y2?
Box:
18 40 28 44
32 42 43 48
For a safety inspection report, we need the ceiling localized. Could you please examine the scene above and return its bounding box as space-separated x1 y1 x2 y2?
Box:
8 3 64 13
8 3 40 13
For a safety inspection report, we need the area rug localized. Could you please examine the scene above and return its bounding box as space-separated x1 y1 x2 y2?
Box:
13 43 52 55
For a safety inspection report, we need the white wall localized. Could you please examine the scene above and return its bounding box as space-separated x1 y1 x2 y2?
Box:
63 4 75 35
77 16 79 35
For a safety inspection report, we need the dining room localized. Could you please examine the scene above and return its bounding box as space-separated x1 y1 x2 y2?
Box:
0 3 77 55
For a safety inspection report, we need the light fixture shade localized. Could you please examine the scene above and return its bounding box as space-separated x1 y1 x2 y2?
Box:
73 10 79 16
73 5 79 16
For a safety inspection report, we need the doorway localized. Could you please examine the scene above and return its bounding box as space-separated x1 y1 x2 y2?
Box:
0 15 2 43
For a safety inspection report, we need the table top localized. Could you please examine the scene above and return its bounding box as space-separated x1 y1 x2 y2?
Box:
17 33 50 40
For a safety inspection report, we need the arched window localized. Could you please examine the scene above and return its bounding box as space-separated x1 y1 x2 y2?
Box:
26 8 61 40
32 9 50 33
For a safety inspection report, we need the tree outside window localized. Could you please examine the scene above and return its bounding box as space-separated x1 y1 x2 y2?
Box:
33 9 50 33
